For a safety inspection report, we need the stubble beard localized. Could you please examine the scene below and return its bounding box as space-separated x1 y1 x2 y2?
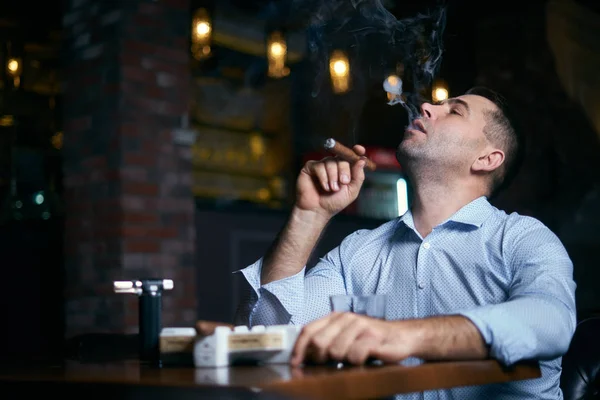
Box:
396 137 432 169
396 138 453 184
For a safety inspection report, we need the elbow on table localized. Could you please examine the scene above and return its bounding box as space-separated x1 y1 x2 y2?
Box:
524 297 577 362
542 315 578 361
547 300 577 357
492 314 576 365
548 315 577 359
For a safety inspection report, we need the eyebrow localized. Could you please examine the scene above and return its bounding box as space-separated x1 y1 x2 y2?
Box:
439 98 471 115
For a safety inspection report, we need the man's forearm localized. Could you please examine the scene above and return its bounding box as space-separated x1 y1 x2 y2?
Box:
401 315 489 360
261 207 330 285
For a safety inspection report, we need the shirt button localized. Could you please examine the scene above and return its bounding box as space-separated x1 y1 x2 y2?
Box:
418 282 425 289
423 242 431 249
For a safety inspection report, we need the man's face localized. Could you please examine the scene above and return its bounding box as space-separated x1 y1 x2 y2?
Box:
397 94 498 174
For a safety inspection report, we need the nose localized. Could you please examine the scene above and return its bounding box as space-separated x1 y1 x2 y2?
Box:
420 102 436 119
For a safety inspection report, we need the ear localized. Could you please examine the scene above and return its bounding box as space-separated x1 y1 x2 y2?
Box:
472 148 505 173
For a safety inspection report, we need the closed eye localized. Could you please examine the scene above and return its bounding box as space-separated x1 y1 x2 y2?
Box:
439 98 471 117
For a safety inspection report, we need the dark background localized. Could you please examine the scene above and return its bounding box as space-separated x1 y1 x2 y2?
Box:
0 0 598 363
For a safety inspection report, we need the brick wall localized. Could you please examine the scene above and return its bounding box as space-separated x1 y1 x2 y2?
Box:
62 0 195 336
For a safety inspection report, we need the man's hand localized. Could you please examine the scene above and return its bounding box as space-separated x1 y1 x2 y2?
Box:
195 320 234 336
289 313 488 367
260 145 368 285
296 145 367 220
290 312 415 366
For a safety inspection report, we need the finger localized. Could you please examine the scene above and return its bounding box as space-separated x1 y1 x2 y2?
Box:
327 316 369 361
306 160 330 192
290 367 305 379
309 313 356 364
291 313 338 366
352 145 366 156
337 160 351 185
324 159 340 191
195 321 233 336
347 158 366 194
346 336 378 365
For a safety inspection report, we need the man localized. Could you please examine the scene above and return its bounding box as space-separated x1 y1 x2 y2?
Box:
234 87 576 399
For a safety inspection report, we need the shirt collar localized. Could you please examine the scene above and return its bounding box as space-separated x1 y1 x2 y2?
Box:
398 196 494 230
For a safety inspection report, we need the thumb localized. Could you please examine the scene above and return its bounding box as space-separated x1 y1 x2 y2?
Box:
352 144 366 156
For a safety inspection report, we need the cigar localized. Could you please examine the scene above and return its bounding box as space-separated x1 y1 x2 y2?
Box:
323 138 377 171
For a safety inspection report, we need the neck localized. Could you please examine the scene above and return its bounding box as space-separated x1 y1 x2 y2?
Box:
407 171 486 238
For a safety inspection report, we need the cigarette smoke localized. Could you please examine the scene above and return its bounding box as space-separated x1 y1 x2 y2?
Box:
294 0 446 123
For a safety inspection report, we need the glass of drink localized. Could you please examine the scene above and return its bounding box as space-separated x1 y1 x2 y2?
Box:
329 294 387 319
327 294 388 367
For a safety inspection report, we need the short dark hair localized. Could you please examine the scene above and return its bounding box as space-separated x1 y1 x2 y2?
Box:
465 86 525 198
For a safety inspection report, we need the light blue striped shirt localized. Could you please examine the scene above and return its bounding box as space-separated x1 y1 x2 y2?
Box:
235 196 577 399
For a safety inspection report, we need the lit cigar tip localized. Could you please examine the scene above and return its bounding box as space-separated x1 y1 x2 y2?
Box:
324 138 336 149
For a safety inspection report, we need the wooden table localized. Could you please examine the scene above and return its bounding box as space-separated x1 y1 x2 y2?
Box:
0 359 541 400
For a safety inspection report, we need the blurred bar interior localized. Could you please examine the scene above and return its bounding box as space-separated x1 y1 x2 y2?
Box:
0 0 599 364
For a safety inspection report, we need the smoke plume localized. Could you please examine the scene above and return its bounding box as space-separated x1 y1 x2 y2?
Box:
295 0 446 123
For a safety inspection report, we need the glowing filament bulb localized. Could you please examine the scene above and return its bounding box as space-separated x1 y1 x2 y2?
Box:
7 59 19 73
267 31 289 78
432 87 448 102
333 60 348 76
383 74 403 105
196 21 211 37
329 50 350 93
191 8 211 60
270 42 284 57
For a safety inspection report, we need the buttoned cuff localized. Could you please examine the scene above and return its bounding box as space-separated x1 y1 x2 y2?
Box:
233 258 306 323
457 307 536 366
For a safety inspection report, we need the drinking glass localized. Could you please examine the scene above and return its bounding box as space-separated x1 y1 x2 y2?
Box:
329 294 387 319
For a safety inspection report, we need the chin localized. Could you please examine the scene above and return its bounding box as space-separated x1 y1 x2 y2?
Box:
395 147 403 165
397 139 417 154
395 144 410 165
397 140 428 163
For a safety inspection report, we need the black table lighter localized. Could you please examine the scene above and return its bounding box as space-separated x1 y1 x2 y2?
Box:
113 278 174 366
